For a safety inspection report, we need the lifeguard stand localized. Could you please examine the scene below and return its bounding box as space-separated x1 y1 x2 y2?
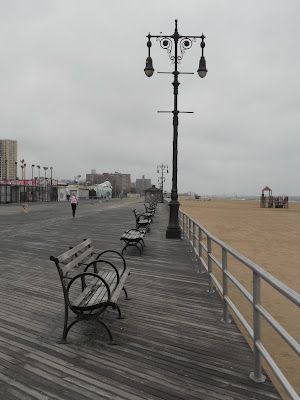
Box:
260 186 273 208
260 186 289 208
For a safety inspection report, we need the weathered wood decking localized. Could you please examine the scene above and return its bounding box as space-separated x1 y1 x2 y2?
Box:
0 199 280 399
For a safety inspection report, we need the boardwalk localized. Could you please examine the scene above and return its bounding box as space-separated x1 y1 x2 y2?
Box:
0 199 280 400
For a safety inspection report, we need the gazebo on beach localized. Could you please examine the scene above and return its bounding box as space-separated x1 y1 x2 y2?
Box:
260 186 288 208
145 185 163 203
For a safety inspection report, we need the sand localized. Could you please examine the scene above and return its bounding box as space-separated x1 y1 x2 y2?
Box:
180 198 300 399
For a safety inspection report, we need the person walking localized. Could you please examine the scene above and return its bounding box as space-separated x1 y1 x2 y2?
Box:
70 194 78 218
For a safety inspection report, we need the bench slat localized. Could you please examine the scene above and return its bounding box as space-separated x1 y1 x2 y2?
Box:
57 238 92 262
87 273 118 307
62 247 94 276
72 271 116 308
110 269 130 303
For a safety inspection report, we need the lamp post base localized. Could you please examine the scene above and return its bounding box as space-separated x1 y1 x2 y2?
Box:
166 199 181 239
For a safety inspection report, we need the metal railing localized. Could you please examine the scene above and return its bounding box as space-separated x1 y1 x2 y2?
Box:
179 209 300 400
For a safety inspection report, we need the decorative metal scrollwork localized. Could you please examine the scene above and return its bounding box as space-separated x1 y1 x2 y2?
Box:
178 37 196 61
157 37 174 61
157 36 197 63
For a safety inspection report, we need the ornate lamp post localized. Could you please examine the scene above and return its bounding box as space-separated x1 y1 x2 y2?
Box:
36 165 41 200
31 164 35 182
36 165 41 181
20 159 26 180
50 166 53 185
43 167 48 186
144 20 207 238
157 163 168 195
43 167 48 201
15 161 18 179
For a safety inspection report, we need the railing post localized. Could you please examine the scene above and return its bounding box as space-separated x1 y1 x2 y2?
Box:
250 272 266 382
192 222 196 251
221 248 232 323
198 228 205 273
207 237 215 293
191 221 197 260
188 219 193 253
181 213 185 239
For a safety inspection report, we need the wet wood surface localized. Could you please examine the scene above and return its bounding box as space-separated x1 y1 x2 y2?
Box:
0 199 280 399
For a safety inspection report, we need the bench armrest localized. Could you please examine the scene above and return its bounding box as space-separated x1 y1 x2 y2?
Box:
95 250 127 276
84 260 120 285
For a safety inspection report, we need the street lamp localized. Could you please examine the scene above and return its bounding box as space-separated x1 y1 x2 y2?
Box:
20 159 26 180
50 166 53 185
157 163 168 195
144 20 207 238
43 167 48 185
15 161 18 179
31 164 35 182
43 167 48 202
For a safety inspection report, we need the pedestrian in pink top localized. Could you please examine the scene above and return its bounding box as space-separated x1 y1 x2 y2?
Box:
70 194 78 217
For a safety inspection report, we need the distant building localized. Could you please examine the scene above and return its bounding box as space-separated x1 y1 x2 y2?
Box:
85 171 131 197
86 172 103 185
136 175 151 194
66 184 89 200
0 140 17 180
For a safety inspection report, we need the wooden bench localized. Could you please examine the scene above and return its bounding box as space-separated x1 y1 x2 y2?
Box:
144 203 156 215
49 238 130 343
133 209 151 232
120 228 145 255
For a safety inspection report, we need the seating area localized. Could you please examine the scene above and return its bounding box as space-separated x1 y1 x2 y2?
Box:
50 238 130 343
50 201 158 341
120 201 157 255
120 228 145 255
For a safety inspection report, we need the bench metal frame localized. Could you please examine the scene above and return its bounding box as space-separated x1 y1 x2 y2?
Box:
133 209 151 232
121 228 145 255
50 239 130 343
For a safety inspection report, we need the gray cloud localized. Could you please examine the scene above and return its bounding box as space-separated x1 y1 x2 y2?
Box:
0 0 299 195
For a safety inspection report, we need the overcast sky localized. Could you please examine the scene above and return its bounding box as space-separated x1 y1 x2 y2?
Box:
0 0 299 195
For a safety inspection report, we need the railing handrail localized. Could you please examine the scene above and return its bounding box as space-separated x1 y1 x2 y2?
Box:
179 209 300 400
181 211 300 306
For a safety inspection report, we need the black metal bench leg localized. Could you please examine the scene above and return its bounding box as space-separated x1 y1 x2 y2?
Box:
62 317 80 341
96 318 114 344
122 287 130 300
121 243 130 255
62 305 70 341
123 242 142 255
136 243 142 255
112 303 124 319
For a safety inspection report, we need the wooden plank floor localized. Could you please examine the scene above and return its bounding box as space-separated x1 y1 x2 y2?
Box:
0 199 281 400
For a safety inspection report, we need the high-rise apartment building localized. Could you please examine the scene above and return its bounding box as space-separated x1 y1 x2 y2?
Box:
0 140 17 180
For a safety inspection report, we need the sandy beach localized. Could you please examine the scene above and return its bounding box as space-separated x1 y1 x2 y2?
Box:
180 199 300 399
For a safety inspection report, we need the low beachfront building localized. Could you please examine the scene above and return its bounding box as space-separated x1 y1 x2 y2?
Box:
66 185 89 200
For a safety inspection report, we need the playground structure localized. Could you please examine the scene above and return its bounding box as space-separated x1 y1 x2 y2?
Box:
260 186 288 208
